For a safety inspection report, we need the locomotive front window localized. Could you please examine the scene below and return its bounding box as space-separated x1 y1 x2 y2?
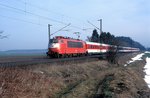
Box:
50 39 58 43
53 39 58 43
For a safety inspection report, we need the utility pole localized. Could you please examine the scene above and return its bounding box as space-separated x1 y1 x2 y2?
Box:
98 19 102 55
48 24 52 46
98 19 102 41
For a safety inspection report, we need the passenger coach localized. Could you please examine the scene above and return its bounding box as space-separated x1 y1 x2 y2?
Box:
86 41 111 54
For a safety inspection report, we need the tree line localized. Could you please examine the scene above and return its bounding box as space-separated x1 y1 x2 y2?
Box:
87 29 145 50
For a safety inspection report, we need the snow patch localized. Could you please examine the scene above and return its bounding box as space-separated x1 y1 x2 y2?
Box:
144 57 150 88
39 71 44 74
124 53 144 66
145 51 150 54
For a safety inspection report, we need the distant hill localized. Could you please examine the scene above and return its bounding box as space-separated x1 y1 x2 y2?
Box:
0 49 47 56
147 48 150 51
115 36 146 50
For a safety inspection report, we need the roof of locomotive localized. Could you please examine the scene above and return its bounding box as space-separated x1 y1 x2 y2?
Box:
54 36 83 41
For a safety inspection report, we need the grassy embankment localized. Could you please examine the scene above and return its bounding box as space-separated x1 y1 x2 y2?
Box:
0 53 150 98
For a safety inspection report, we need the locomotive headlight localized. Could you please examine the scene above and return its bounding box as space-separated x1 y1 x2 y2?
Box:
52 43 60 49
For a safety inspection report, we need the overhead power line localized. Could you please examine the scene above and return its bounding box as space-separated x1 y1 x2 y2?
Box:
16 0 64 16
15 0 84 22
51 23 71 36
0 14 45 26
87 21 100 30
0 2 68 25
0 2 84 30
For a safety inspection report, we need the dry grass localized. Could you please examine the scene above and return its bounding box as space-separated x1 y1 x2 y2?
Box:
0 67 62 98
0 53 150 98
0 60 111 98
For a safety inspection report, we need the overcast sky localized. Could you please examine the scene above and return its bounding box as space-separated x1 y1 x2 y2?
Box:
0 0 150 50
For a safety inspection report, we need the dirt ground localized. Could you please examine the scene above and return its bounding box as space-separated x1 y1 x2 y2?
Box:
0 53 150 98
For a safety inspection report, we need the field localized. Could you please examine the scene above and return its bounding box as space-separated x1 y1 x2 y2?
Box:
0 53 150 98
0 49 46 57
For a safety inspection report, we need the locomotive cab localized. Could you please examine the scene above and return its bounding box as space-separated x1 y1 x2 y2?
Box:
47 38 60 57
49 39 59 49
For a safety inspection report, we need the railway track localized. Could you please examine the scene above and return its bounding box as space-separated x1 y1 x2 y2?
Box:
0 55 103 67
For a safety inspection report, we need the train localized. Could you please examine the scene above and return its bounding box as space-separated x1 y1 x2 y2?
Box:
46 36 140 58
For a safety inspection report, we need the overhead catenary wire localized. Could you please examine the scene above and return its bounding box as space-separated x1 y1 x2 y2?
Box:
0 6 62 28
15 0 85 22
87 20 100 30
0 2 84 30
16 0 64 16
14 0 86 30
51 23 71 36
0 14 45 26
0 2 68 25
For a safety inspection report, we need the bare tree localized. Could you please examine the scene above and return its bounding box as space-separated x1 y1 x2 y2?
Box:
86 36 92 41
106 39 121 65
0 31 8 39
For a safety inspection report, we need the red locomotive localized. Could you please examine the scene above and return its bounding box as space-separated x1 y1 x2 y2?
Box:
47 36 140 58
47 36 86 58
